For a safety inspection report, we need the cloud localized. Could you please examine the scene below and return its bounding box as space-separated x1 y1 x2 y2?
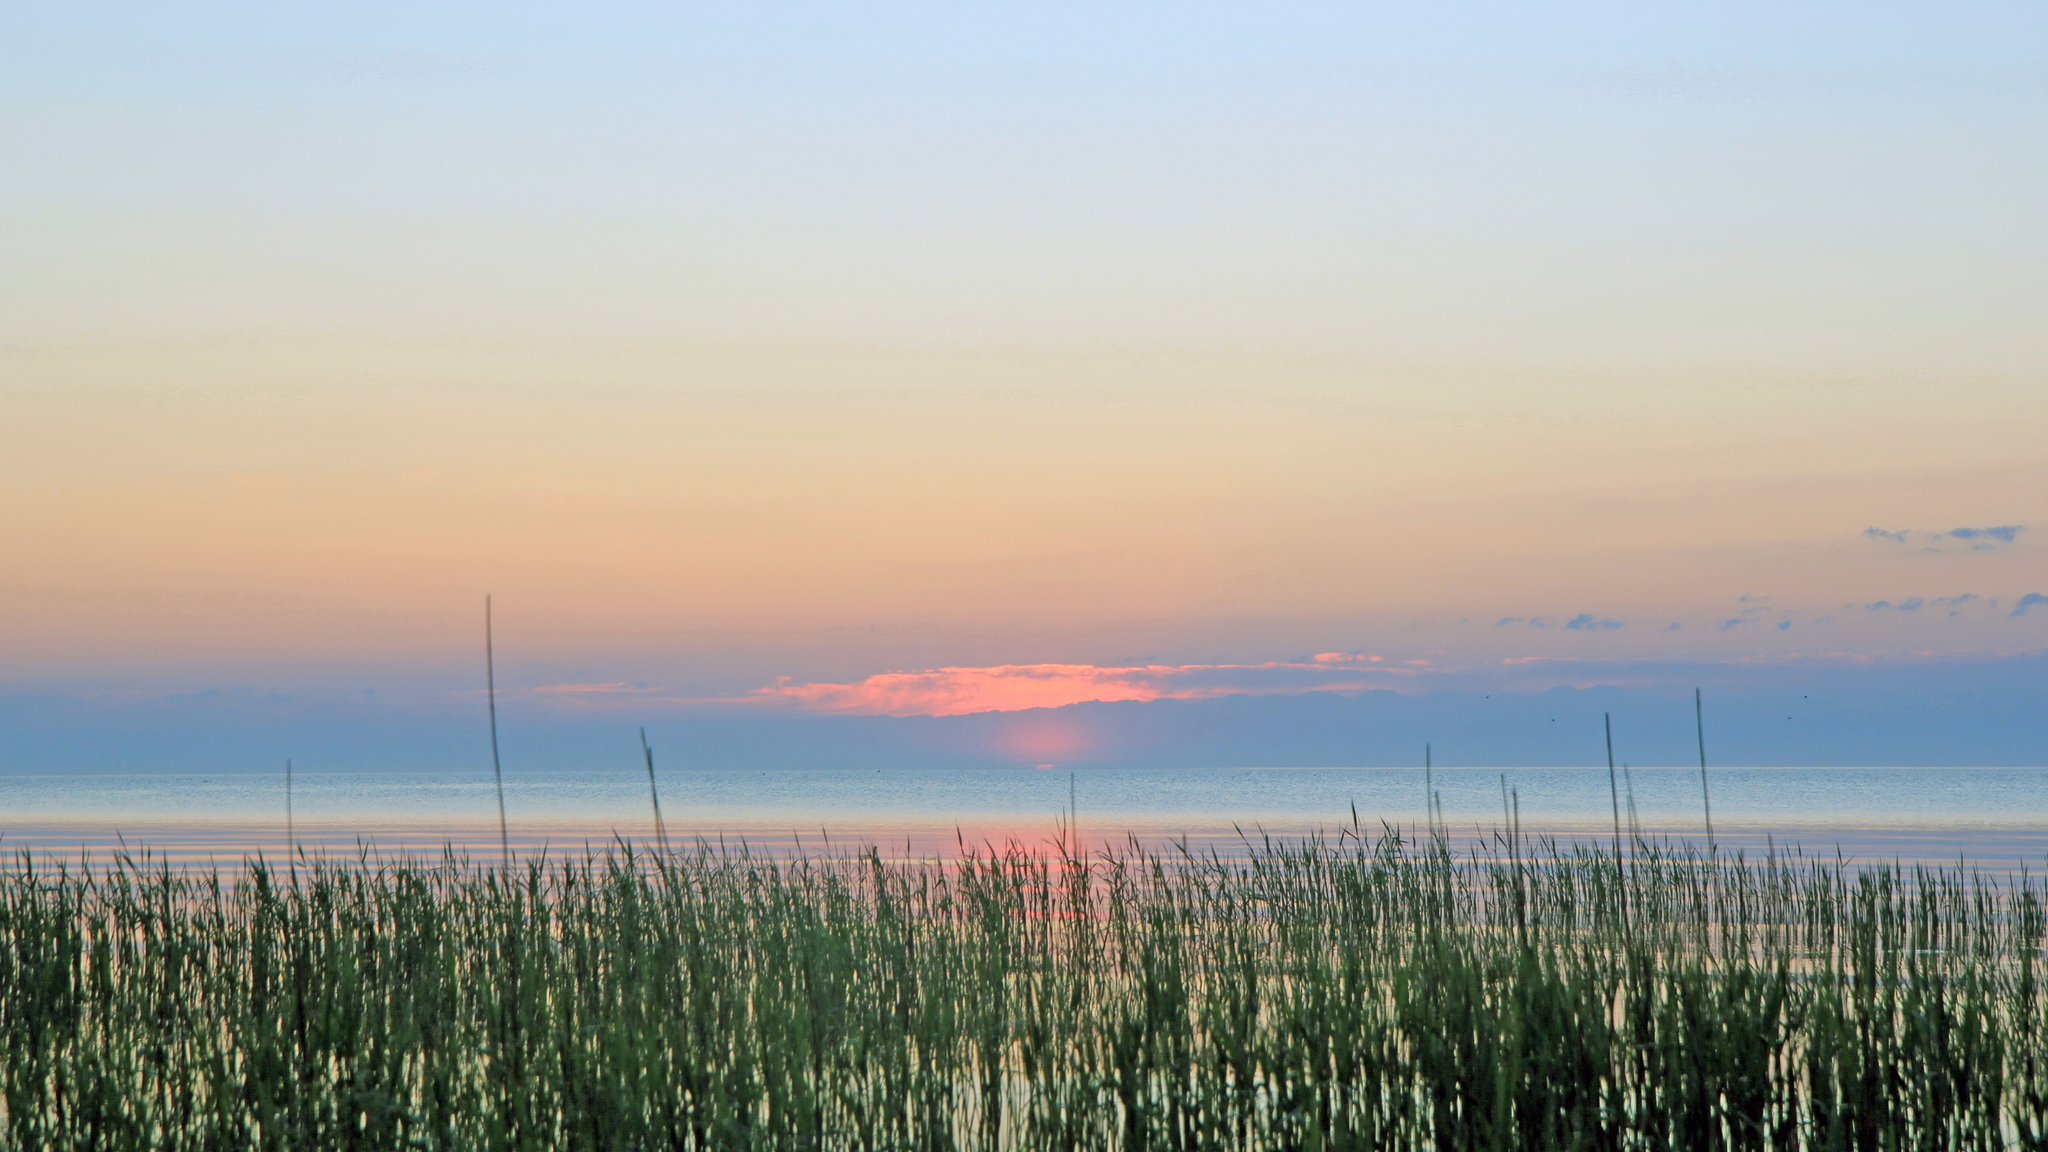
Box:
1499 614 1625 630
741 660 1419 716
1498 616 1589 629
1719 600 1785 631
1855 593 1985 615
2014 593 2048 618
1864 525 2024 552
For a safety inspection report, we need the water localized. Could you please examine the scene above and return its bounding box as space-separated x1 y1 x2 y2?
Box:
2 766 2044 868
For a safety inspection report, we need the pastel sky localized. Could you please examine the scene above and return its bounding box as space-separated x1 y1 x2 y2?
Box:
2 2 2044 754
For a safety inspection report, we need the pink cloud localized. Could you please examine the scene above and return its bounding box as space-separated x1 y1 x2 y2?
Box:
746 660 1414 717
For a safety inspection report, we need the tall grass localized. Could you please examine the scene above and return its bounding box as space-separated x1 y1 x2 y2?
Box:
484 594 510 869
0 828 2042 1149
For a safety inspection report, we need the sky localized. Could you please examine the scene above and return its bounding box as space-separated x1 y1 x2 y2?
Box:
2 2 2044 769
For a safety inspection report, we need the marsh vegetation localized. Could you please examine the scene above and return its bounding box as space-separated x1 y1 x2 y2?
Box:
0 827 2042 1149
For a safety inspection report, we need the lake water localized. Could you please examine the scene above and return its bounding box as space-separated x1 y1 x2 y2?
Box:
2 766 2044 869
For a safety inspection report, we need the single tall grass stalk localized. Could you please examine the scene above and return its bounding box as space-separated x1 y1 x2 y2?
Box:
641 727 670 855
484 594 510 870
1423 742 1434 838
1604 712 1628 928
1697 686 1716 851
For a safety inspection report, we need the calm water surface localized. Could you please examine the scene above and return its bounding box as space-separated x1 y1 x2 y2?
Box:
2 767 2044 867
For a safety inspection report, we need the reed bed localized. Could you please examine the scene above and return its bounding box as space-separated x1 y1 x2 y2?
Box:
0 828 2042 1150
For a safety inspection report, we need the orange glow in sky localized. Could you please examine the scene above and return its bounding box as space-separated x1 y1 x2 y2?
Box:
743 661 1409 716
